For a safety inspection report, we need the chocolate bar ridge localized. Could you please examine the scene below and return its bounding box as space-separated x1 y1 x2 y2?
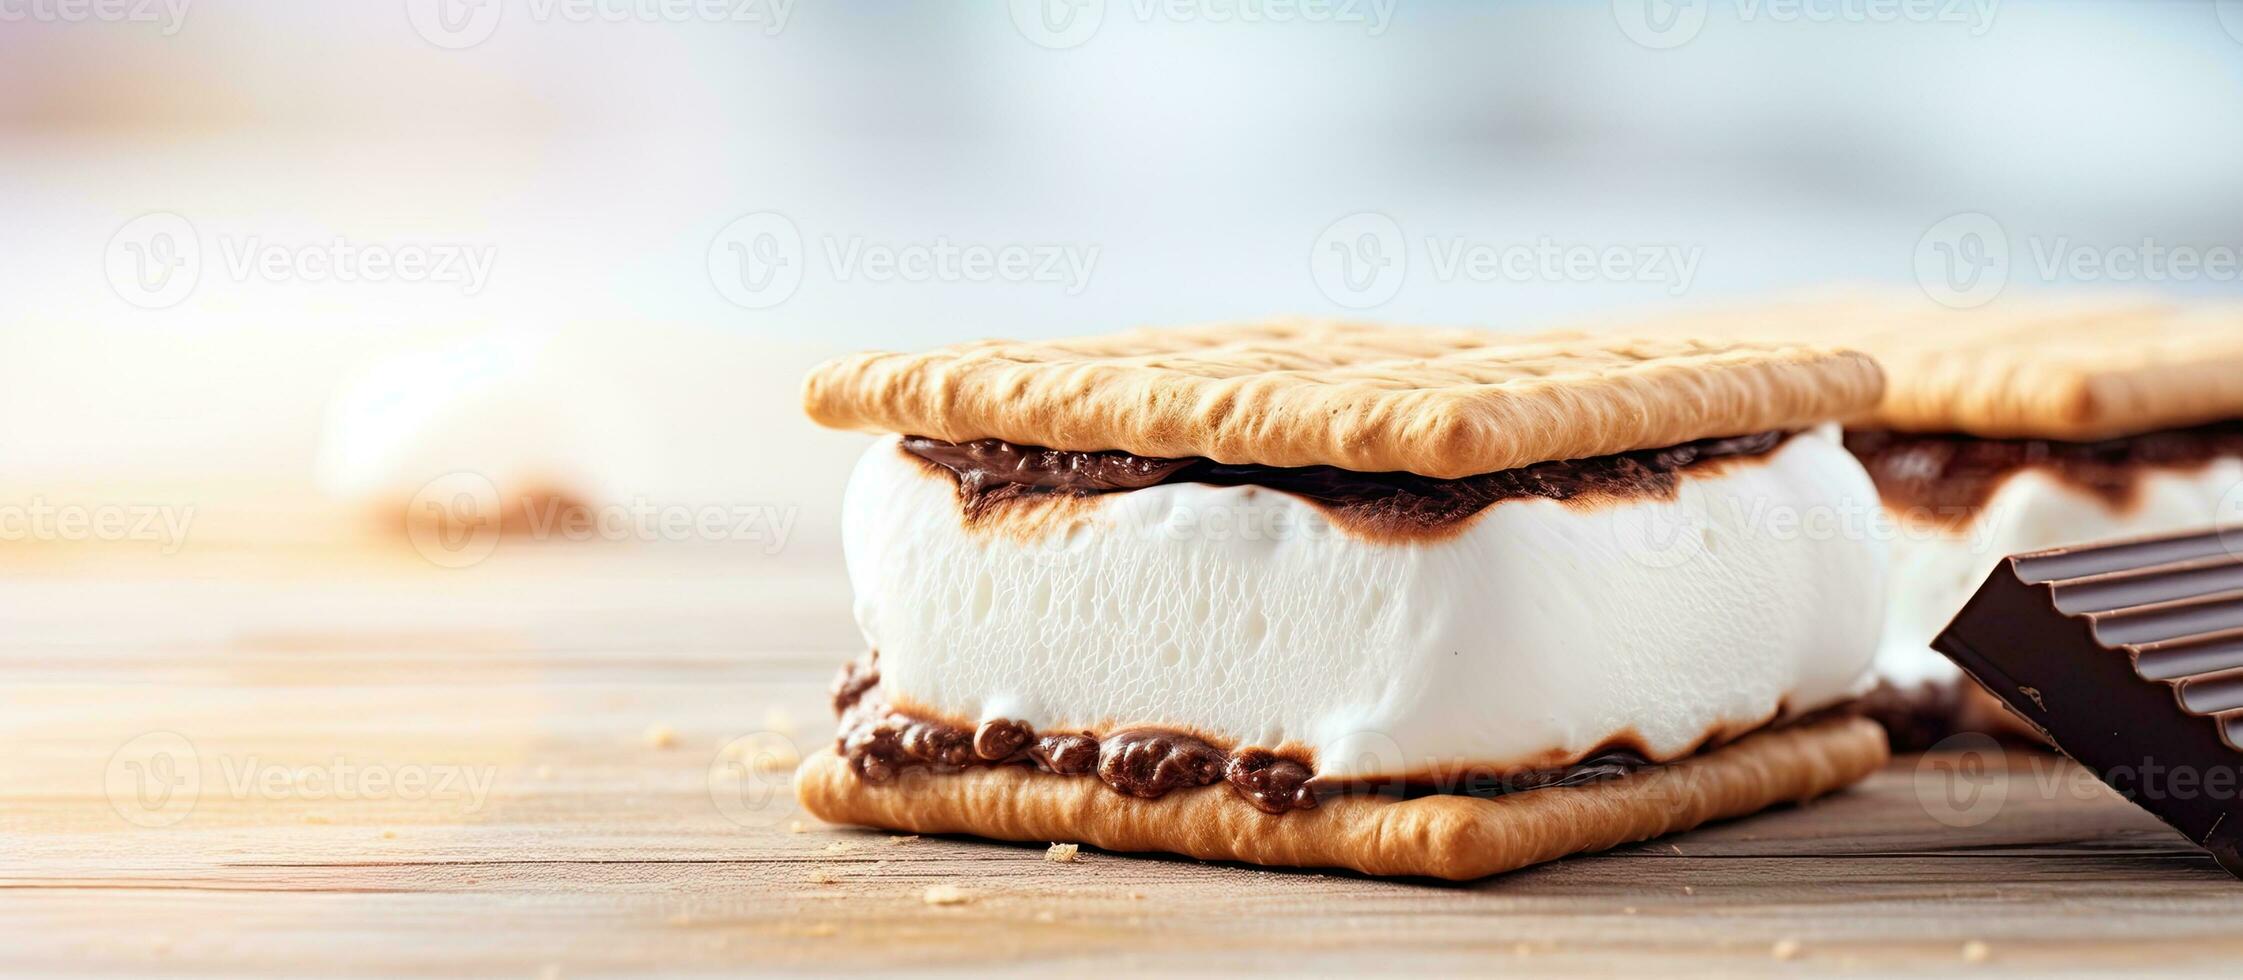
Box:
1934 528 2243 877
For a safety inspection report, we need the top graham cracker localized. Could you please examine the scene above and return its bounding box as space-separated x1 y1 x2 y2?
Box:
800 319 1883 479
1590 294 2243 440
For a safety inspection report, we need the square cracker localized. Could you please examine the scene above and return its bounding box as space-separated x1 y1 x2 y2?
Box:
801 320 1882 479
1592 294 2243 440
793 715 1887 881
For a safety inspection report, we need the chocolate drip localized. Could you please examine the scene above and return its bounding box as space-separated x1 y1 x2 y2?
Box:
972 719 1031 761
831 651 880 713
1227 749 1318 814
903 431 1791 537
1030 733 1099 775
1097 729 1226 799
1847 421 2243 518
827 659 1684 812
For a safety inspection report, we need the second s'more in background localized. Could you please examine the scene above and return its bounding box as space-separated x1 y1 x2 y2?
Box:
1609 296 2243 745
794 320 1892 879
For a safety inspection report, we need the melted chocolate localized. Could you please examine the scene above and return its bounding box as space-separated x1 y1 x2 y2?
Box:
829 653 1671 814
904 431 1791 538
1847 422 2243 518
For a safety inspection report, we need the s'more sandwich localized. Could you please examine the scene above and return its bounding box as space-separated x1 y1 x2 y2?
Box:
1603 296 2243 745
794 320 1892 879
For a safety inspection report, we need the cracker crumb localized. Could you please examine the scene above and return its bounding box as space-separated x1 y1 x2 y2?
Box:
888 835 919 845
1682 885 1695 896
1034 910 1057 924
644 724 679 749
1045 843 1080 863
1962 940 1991 963
788 821 806 834
824 841 855 854
379 829 398 840
302 813 331 825
1772 938 1803 961
807 870 837 884
922 885 973 906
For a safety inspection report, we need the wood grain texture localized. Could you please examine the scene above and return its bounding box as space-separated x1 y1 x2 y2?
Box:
5 545 2243 977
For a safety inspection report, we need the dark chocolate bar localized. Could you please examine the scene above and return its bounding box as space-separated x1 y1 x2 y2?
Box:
1934 528 2243 878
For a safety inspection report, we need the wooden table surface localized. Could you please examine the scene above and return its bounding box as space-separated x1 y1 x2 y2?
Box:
7 543 2243 977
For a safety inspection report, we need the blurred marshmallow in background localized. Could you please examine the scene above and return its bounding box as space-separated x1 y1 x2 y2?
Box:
4 1 2242 564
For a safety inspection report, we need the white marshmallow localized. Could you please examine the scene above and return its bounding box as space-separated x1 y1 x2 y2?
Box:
1876 459 2243 688
842 428 1886 781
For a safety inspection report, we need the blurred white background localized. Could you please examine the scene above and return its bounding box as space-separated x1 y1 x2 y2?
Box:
4 0 2242 563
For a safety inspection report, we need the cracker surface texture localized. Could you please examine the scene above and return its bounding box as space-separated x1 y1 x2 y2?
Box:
803 320 1883 478
794 715 1888 880
1592 294 2243 439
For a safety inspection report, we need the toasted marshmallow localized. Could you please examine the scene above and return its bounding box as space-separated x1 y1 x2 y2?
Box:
842 427 1886 781
1877 460 2243 688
